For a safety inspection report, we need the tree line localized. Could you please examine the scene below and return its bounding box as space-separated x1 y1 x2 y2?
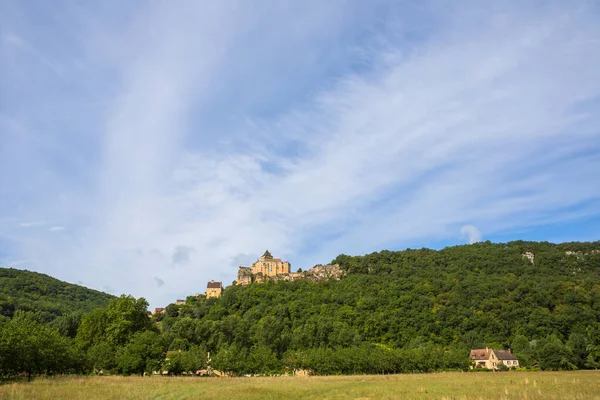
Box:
1 240 599 378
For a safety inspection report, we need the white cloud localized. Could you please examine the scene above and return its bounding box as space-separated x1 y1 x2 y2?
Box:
48 226 65 232
460 225 482 244
18 221 48 228
1 2 599 307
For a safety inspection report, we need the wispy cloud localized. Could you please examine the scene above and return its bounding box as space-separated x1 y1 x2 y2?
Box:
461 225 482 244
1 1 599 306
19 221 49 228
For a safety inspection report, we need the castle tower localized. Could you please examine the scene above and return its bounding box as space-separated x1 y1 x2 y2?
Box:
251 250 290 276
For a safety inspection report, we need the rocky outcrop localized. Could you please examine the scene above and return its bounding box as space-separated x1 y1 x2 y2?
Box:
305 264 343 281
235 263 343 285
236 267 253 285
565 250 600 256
522 251 535 264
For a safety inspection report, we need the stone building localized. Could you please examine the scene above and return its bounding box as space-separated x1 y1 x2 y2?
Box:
251 250 291 276
470 348 519 370
206 280 224 298
235 250 342 285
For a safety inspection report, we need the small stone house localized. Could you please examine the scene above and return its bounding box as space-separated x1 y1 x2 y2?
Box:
470 348 519 370
206 280 224 298
175 299 186 305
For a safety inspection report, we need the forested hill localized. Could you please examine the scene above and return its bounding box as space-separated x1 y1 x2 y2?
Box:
156 240 600 373
327 240 600 343
1 241 600 377
0 267 114 323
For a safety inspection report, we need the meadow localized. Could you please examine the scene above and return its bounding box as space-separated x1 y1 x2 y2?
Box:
1 371 599 400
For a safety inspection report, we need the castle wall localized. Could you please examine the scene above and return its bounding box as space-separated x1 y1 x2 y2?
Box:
251 258 290 276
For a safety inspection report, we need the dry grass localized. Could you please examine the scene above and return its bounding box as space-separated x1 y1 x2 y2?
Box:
1 371 599 400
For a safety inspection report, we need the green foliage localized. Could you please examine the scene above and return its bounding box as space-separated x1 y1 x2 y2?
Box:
566 332 589 369
160 240 600 375
87 342 117 373
76 295 154 350
163 346 207 375
73 295 156 375
0 268 113 323
1 240 599 377
282 344 470 375
0 311 81 377
116 331 164 375
536 335 576 370
511 334 534 366
585 323 600 368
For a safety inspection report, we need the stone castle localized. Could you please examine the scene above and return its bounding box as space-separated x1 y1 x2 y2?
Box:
235 250 342 285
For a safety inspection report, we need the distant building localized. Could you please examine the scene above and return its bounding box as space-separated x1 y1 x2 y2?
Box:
235 250 342 285
175 299 186 305
294 368 315 376
153 307 165 315
251 250 291 276
206 280 224 298
470 348 519 370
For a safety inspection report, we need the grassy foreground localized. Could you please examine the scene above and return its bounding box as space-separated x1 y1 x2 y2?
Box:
1 371 599 400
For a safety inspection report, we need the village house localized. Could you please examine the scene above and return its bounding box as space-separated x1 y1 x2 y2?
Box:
175 299 186 305
470 348 519 370
206 280 224 298
153 307 165 315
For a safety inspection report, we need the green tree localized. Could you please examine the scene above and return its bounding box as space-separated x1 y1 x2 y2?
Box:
511 335 533 366
566 332 589 369
116 330 164 375
0 311 76 378
105 296 154 347
536 335 575 370
87 342 117 373
75 308 109 350
76 295 154 350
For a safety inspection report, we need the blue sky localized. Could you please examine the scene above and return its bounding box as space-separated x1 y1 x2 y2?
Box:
1 1 599 307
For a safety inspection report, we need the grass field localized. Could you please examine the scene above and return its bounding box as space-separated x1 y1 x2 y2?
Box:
1 371 599 400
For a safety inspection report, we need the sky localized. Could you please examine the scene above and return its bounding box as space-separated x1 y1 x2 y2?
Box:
1 0 600 308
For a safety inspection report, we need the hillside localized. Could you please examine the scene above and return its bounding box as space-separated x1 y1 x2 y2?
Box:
0 267 114 323
158 240 600 373
2 240 599 377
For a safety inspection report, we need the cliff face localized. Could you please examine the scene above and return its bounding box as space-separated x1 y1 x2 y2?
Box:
235 263 343 285
304 264 344 281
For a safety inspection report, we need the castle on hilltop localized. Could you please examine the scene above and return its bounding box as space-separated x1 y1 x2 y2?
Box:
236 250 292 285
236 250 342 285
